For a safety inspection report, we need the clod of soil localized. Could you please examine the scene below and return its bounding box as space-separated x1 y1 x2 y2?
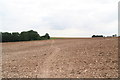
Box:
2 38 119 78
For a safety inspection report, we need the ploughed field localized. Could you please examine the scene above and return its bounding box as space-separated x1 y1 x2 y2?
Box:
2 38 118 78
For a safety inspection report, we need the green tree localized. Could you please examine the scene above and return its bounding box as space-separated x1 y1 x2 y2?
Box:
2 30 49 42
20 30 41 41
2 32 12 42
20 31 29 41
12 32 20 42
44 33 50 39
27 30 41 40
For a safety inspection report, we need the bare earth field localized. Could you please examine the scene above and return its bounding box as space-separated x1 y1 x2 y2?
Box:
2 38 118 78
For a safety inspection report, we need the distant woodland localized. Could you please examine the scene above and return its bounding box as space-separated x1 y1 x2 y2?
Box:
1 30 50 42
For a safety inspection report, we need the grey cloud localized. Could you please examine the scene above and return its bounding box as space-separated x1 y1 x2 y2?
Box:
0 0 119 37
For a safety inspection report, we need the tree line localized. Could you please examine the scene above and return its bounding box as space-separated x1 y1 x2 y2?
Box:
1 30 50 42
92 34 117 38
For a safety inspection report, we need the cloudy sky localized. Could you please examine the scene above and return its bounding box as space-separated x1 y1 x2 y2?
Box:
0 0 119 37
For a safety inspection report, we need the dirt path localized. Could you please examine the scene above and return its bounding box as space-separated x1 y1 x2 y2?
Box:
41 40 60 78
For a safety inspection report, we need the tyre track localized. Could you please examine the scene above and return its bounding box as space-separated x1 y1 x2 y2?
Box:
41 40 60 78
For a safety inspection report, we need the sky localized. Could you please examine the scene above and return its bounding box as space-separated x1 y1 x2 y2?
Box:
0 0 119 37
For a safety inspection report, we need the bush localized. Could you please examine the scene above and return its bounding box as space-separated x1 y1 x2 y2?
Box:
92 35 103 38
1 30 50 42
